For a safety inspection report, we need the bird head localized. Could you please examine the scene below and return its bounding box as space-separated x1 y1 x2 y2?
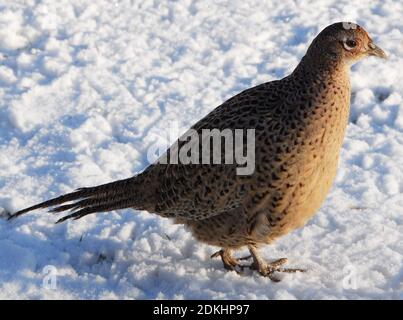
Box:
307 22 387 66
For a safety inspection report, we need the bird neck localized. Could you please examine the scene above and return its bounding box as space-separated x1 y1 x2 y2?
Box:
292 54 349 83
288 53 351 125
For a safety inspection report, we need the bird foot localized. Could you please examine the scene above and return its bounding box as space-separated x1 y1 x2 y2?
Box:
210 250 252 273
249 258 306 282
211 250 305 281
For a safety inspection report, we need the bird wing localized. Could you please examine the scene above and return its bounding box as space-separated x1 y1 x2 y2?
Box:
144 80 286 221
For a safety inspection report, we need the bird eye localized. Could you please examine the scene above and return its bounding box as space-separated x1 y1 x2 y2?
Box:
343 39 357 50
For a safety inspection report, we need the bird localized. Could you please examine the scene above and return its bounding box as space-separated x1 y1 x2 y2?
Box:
8 22 387 280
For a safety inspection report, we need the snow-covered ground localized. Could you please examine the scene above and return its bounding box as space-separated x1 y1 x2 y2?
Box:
0 0 402 299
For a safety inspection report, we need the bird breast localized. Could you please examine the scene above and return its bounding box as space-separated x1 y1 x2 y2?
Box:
253 76 351 242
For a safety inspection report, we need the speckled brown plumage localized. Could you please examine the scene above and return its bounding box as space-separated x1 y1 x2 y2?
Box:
10 22 386 279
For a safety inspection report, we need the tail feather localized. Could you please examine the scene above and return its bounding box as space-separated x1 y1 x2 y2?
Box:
55 197 138 224
8 177 143 222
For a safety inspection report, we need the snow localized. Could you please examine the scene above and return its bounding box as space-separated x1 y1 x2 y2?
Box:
0 0 402 299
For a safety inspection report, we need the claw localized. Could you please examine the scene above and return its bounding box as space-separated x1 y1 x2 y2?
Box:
277 267 306 273
247 246 305 281
0 209 11 219
210 250 223 259
258 258 305 280
253 258 304 280
211 249 245 273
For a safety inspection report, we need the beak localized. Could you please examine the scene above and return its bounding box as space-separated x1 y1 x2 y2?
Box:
368 42 387 59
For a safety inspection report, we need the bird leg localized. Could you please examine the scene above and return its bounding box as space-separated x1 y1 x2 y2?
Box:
248 246 306 282
211 248 251 273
